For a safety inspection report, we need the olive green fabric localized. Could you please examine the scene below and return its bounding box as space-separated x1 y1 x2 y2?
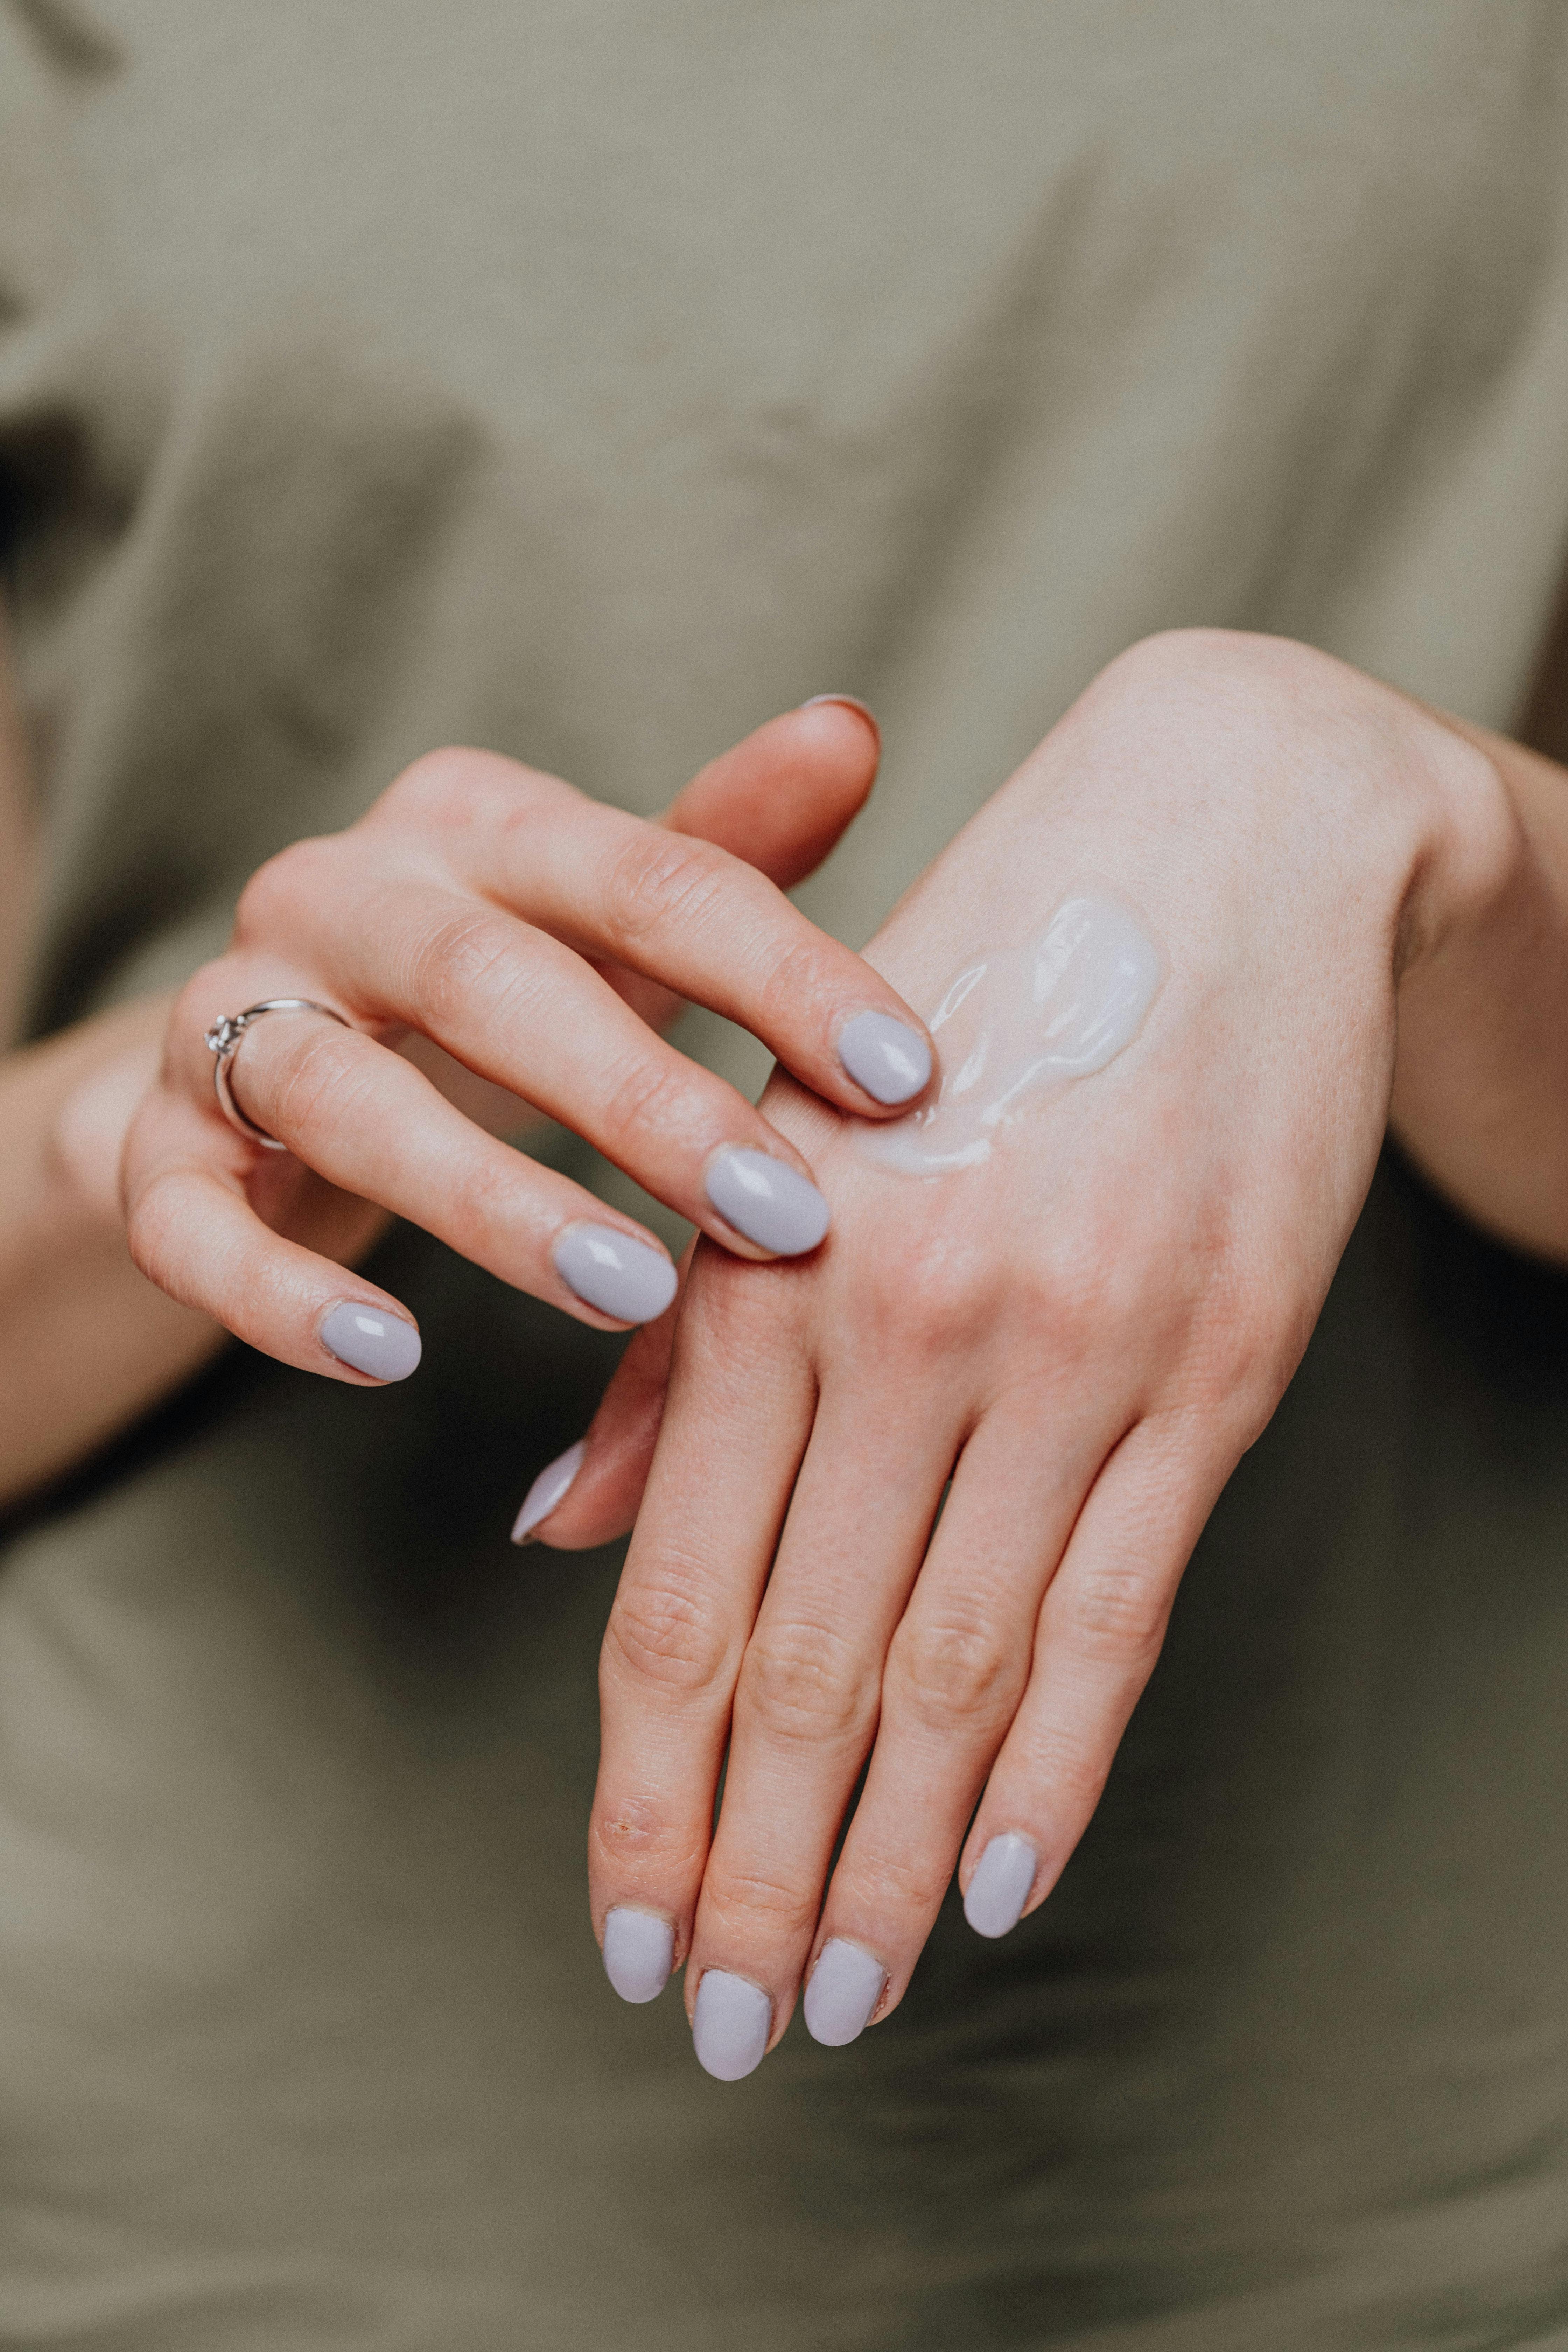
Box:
3 4 1568 2344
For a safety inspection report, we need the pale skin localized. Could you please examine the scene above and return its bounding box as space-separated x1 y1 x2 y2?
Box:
0 598 932 1506
513 627 1568 2070
9 611 1568 2076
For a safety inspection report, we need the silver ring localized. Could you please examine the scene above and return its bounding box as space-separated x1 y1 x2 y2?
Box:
204 997 352 1150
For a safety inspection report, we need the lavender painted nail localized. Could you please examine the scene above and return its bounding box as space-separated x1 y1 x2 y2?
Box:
602 1908 674 2004
692 1970 770 2080
963 1833 1038 1938
803 1939 885 2047
705 1149 829 1256
510 1439 585 1546
838 1010 933 1106
554 1225 677 1323
319 1302 422 1382
801 693 876 724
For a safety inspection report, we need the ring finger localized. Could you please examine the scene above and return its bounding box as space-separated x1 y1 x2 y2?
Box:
213 1000 687 1325
796 1398 1129 2047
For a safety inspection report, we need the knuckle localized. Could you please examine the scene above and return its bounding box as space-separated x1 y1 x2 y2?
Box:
376 746 500 827
885 1608 1021 1738
1057 1559 1170 1666
233 834 340 944
702 1861 819 1940
603 1570 732 1700
1194 1304 1300 1441
262 1022 371 1146
407 904 532 1032
736 1616 875 1749
756 927 835 1024
602 830 733 951
1022 1722 1116 1818
590 1793 702 1879
844 1219 996 1361
835 1842 952 1923
1024 1233 1140 1369
599 1048 697 1148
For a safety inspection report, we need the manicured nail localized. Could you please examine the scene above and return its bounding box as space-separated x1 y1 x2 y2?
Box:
803 1939 885 2047
319 1301 422 1382
963 1833 1038 1938
554 1224 678 1324
802 692 877 731
705 1149 829 1256
602 1907 674 2004
692 1969 771 2080
838 1009 933 1106
510 1438 586 1546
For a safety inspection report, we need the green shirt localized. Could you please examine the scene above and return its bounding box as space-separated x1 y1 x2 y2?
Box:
3 4 1568 2343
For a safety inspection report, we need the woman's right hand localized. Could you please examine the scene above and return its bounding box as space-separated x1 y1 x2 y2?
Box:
119 701 934 1384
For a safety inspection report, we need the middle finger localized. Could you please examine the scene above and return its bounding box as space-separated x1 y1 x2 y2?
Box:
680 1384 962 2076
267 876 835 1260
770 1395 1121 2051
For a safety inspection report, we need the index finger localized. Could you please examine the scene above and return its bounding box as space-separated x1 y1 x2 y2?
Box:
453 712 935 1115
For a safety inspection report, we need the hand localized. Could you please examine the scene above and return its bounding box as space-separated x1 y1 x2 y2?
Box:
119 702 935 1382
567 630 1512 2071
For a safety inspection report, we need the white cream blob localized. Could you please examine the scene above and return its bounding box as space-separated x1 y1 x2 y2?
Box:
860 891 1165 1176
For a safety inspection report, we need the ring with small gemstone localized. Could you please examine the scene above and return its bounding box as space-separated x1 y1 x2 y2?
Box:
204 997 352 1150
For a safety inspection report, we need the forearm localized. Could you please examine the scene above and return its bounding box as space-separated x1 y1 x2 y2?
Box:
0 996 226 1508
1392 717 1568 1264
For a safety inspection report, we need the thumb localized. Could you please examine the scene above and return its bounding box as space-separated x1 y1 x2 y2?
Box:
600 696 880 1030
510 1256 687 1551
663 694 880 887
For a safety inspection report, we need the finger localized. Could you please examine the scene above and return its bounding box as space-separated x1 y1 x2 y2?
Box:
604 698 881 1032
662 699 880 890
957 1415 1232 1938
215 891 837 1262
122 1083 427 1383
801 1400 1124 2041
202 1001 681 1330
677 1385 960 2069
430 748 933 1116
514 1254 690 1551
588 1248 816 2026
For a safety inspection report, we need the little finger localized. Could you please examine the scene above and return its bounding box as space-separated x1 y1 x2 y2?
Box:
959 1416 1233 1939
122 1083 426 1382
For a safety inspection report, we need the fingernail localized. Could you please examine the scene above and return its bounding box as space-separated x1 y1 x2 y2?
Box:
510 1438 586 1545
802 692 878 732
319 1302 422 1382
803 1939 885 2047
554 1224 678 1323
692 1969 771 2080
837 1009 933 1106
963 1833 1038 1939
602 1907 674 2004
705 1149 829 1256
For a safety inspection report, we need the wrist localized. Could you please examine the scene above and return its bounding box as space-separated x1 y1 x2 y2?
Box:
880 631 1516 994
1386 701 1521 982
1118 634 1517 973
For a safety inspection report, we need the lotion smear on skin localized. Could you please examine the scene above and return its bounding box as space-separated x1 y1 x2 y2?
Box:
861 892 1165 1176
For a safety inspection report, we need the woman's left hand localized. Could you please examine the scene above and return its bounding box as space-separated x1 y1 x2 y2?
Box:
540 630 1527 2073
